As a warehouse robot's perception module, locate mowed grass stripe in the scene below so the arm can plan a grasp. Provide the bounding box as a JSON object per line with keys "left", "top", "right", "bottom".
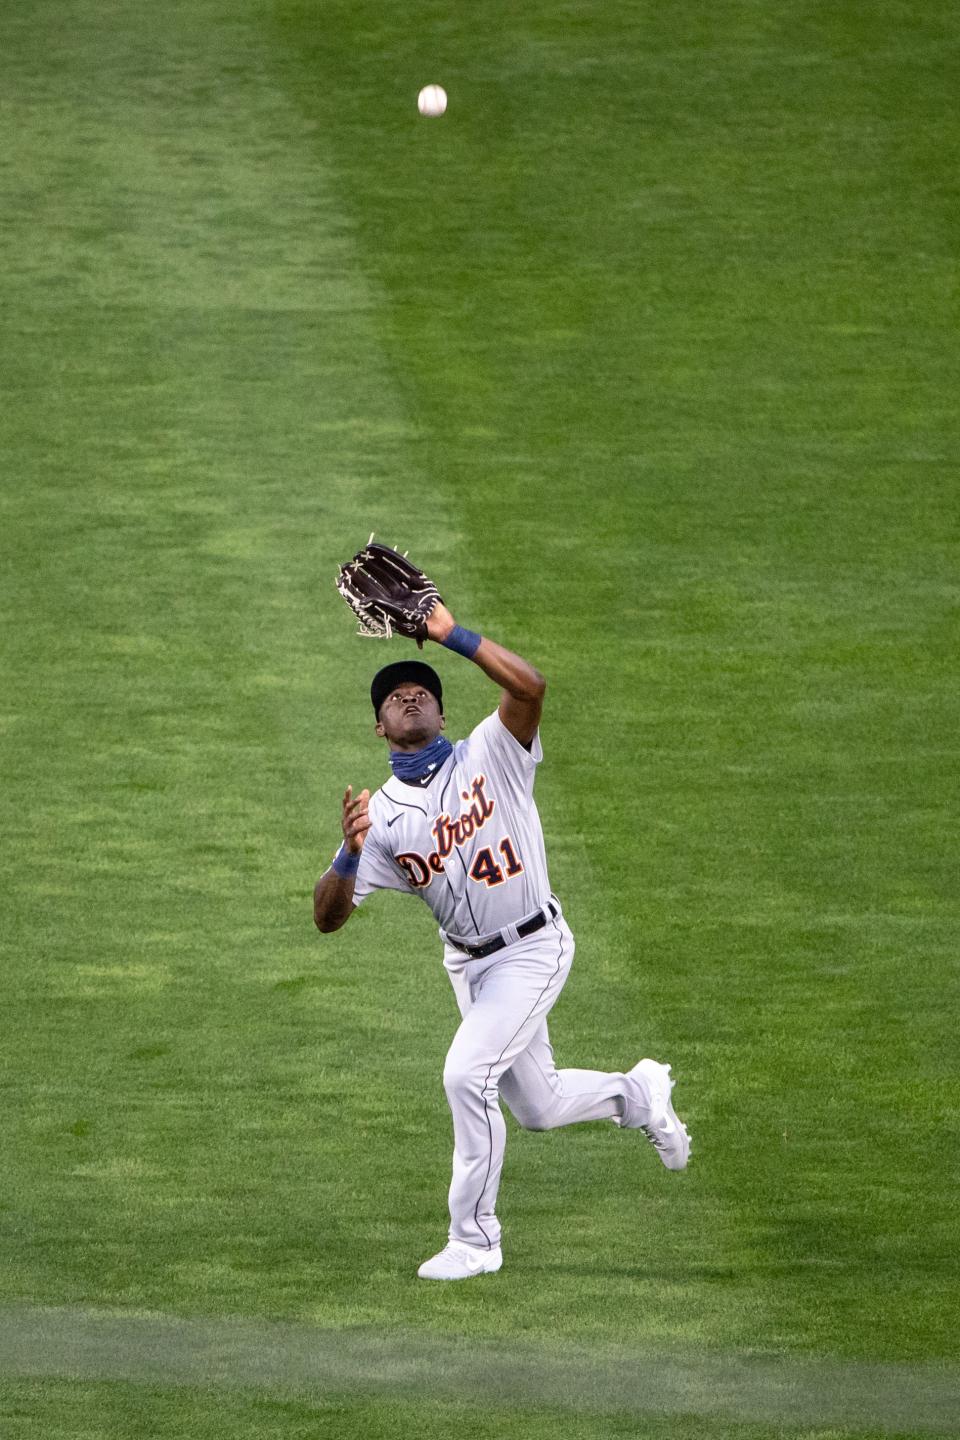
{"left": 2, "top": 1304, "right": 958, "bottom": 1434}
{"left": 0, "top": 0, "right": 470, "bottom": 956}
{"left": 0, "top": 2, "right": 459, "bottom": 982}
{"left": 0, "top": 0, "right": 468, "bottom": 1327}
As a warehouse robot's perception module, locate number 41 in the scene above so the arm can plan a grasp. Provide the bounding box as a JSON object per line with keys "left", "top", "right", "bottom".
{"left": 469, "top": 837, "right": 523, "bottom": 888}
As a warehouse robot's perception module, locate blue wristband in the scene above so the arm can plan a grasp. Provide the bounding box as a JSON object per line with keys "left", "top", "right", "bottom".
{"left": 442, "top": 624, "right": 482, "bottom": 659}
{"left": 332, "top": 845, "right": 361, "bottom": 879}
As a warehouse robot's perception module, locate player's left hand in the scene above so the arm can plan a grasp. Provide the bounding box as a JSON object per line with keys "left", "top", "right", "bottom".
{"left": 335, "top": 540, "right": 442, "bottom": 645}
{"left": 426, "top": 600, "right": 456, "bottom": 644}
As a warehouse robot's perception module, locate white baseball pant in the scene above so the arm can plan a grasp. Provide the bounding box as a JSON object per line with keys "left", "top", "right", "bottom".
{"left": 441, "top": 914, "right": 655, "bottom": 1250}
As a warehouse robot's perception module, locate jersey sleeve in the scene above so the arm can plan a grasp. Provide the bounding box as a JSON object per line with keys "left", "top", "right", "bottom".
{"left": 351, "top": 825, "right": 411, "bottom": 906}
{"left": 463, "top": 708, "right": 543, "bottom": 803}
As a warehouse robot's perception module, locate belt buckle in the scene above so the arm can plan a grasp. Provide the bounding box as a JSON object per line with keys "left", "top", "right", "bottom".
{"left": 458, "top": 937, "right": 487, "bottom": 959}
{"left": 470, "top": 935, "right": 501, "bottom": 960}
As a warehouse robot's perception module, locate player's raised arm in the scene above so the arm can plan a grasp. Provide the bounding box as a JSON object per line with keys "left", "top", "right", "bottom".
{"left": 425, "top": 602, "right": 545, "bottom": 746}
{"left": 313, "top": 785, "right": 371, "bottom": 933}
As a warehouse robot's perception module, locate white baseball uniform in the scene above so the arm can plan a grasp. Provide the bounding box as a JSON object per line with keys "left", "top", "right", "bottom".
{"left": 353, "top": 708, "right": 650, "bottom": 1250}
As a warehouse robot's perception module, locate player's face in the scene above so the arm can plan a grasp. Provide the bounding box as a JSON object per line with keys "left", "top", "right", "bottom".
{"left": 375, "top": 683, "right": 445, "bottom": 750}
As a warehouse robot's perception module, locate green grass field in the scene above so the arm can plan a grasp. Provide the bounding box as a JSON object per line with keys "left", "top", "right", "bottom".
{"left": 1, "top": 1, "right": 958, "bottom": 1435}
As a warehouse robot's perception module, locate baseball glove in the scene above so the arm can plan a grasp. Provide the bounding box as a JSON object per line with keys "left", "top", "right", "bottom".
{"left": 336, "top": 538, "right": 442, "bottom": 645}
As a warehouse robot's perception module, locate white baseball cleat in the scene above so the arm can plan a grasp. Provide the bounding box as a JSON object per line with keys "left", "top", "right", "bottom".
{"left": 417, "top": 1241, "right": 503, "bottom": 1281}
{"left": 616, "top": 1058, "right": 691, "bottom": 1170}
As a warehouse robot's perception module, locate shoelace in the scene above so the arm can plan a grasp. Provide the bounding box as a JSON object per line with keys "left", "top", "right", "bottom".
{"left": 439, "top": 1244, "right": 480, "bottom": 1266}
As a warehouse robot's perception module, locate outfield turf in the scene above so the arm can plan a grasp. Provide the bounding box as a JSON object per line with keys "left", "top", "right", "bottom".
{"left": 1, "top": 1, "right": 959, "bottom": 1436}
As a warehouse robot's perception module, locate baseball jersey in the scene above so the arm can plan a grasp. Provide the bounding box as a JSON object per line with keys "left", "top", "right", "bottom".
{"left": 352, "top": 709, "right": 551, "bottom": 943}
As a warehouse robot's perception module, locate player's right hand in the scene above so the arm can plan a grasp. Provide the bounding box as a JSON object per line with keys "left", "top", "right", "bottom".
{"left": 342, "top": 785, "right": 372, "bottom": 854}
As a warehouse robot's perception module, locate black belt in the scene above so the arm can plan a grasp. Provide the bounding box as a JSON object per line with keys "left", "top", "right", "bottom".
{"left": 452, "top": 901, "right": 559, "bottom": 960}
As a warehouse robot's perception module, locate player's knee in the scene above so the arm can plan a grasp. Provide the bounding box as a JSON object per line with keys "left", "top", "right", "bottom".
{"left": 515, "top": 1104, "right": 556, "bottom": 1132}
{"left": 443, "top": 1063, "right": 488, "bottom": 1105}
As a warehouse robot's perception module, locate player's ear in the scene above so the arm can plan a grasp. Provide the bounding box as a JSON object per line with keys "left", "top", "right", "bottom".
{"left": 439, "top": 714, "right": 446, "bottom": 731}
{"left": 375, "top": 720, "right": 386, "bottom": 738}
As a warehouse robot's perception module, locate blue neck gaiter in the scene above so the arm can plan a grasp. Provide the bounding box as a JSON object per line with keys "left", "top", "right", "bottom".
{"left": 389, "top": 735, "right": 454, "bottom": 782}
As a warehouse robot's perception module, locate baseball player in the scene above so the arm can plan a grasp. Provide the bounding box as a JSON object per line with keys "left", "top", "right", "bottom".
{"left": 314, "top": 598, "right": 691, "bottom": 1281}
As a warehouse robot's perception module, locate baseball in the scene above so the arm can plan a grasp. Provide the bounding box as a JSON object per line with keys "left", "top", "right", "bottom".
{"left": 417, "top": 85, "right": 447, "bottom": 118}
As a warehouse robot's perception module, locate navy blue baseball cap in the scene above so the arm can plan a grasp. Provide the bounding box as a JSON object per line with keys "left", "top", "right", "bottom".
{"left": 371, "top": 661, "right": 443, "bottom": 717}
